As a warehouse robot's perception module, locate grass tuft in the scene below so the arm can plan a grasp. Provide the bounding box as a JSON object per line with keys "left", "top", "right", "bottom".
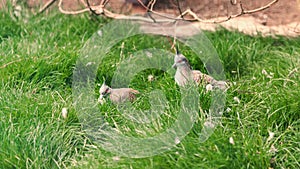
{"left": 0, "top": 9, "right": 299, "bottom": 169}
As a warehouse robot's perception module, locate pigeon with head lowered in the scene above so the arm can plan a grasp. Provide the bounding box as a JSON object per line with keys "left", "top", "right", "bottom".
{"left": 98, "top": 82, "right": 140, "bottom": 104}
{"left": 172, "top": 50, "right": 228, "bottom": 90}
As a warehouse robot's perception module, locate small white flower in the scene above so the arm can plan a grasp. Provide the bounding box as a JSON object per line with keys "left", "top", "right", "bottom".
{"left": 97, "top": 30, "right": 103, "bottom": 37}
{"left": 148, "top": 75, "right": 155, "bottom": 82}
{"left": 62, "top": 108, "right": 68, "bottom": 119}
{"left": 226, "top": 107, "right": 232, "bottom": 113}
{"left": 145, "top": 51, "right": 153, "bottom": 58}
{"left": 174, "top": 137, "right": 180, "bottom": 144}
{"left": 267, "top": 130, "right": 275, "bottom": 142}
{"left": 229, "top": 137, "right": 235, "bottom": 145}
{"left": 233, "top": 96, "right": 240, "bottom": 104}
{"left": 112, "top": 156, "right": 120, "bottom": 161}
{"left": 206, "top": 84, "right": 213, "bottom": 92}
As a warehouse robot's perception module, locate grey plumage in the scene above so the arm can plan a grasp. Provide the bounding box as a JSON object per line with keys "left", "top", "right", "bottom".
{"left": 172, "top": 52, "right": 194, "bottom": 86}
{"left": 98, "top": 83, "right": 140, "bottom": 104}
{"left": 173, "top": 51, "right": 228, "bottom": 90}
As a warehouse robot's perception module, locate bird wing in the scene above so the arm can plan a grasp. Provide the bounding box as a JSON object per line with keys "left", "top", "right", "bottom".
{"left": 129, "top": 89, "right": 140, "bottom": 94}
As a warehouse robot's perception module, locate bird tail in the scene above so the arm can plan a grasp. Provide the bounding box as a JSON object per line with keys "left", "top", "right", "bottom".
{"left": 130, "top": 89, "right": 140, "bottom": 94}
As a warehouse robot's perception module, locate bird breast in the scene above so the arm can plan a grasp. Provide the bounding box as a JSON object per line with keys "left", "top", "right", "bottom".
{"left": 175, "top": 66, "right": 193, "bottom": 86}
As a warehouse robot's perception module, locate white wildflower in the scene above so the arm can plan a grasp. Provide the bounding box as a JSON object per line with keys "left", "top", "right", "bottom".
{"left": 226, "top": 107, "right": 232, "bottom": 113}
{"left": 174, "top": 137, "right": 180, "bottom": 144}
{"left": 145, "top": 51, "right": 153, "bottom": 58}
{"left": 267, "top": 130, "right": 275, "bottom": 142}
{"left": 97, "top": 30, "right": 102, "bottom": 37}
{"left": 229, "top": 137, "right": 235, "bottom": 145}
{"left": 148, "top": 74, "right": 155, "bottom": 82}
{"left": 62, "top": 107, "right": 68, "bottom": 119}
{"left": 233, "top": 96, "right": 240, "bottom": 104}
{"left": 112, "top": 156, "right": 120, "bottom": 161}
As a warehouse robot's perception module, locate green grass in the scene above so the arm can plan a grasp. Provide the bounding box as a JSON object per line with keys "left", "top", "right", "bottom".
{"left": 0, "top": 8, "right": 299, "bottom": 169}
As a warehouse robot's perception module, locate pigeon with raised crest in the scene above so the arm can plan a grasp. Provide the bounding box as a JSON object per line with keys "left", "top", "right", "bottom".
{"left": 172, "top": 50, "right": 228, "bottom": 90}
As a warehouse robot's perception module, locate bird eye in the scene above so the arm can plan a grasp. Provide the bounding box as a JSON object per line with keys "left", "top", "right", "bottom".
{"left": 178, "top": 58, "right": 187, "bottom": 63}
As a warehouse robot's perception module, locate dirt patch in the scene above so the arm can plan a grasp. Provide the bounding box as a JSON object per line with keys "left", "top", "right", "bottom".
{"left": 151, "top": 0, "right": 300, "bottom": 26}
{"left": 136, "top": 0, "right": 300, "bottom": 37}
{"left": 1, "top": 0, "right": 300, "bottom": 37}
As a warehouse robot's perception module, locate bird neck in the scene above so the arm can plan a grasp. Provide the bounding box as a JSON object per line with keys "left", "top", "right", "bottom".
{"left": 177, "top": 63, "right": 192, "bottom": 70}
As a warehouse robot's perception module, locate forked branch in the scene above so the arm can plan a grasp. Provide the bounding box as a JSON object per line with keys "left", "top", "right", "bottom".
{"left": 39, "top": 0, "right": 279, "bottom": 23}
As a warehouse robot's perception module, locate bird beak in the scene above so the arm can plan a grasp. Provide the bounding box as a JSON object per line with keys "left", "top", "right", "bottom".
{"left": 172, "top": 63, "right": 177, "bottom": 69}
{"left": 99, "top": 94, "right": 104, "bottom": 100}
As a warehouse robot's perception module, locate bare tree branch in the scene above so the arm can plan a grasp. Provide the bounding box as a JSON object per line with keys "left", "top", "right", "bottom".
{"left": 86, "top": 0, "right": 100, "bottom": 16}
{"left": 58, "top": 0, "right": 89, "bottom": 14}
{"left": 38, "top": 0, "right": 57, "bottom": 13}
{"left": 147, "top": 0, "right": 156, "bottom": 11}
{"left": 38, "top": 0, "right": 279, "bottom": 24}
{"left": 175, "top": 0, "right": 183, "bottom": 19}
{"left": 179, "top": 0, "right": 279, "bottom": 23}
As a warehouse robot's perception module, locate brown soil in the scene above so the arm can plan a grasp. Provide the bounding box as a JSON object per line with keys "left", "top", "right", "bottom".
{"left": 152, "top": 0, "right": 300, "bottom": 26}
{"left": 1, "top": 0, "right": 300, "bottom": 37}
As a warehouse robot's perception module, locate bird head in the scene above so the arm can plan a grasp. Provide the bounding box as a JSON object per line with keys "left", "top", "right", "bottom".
{"left": 99, "top": 82, "right": 111, "bottom": 99}
{"left": 172, "top": 50, "right": 191, "bottom": 69}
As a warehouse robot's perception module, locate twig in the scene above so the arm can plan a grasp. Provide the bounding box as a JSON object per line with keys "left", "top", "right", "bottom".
{"left": 42, "top": 0, "right": 278, "bottom": 24}
{"left": 147, "top": 0, "right": 156, "bottom": 11}
{"left": 147, "top": 11, "right": 156, "bottom": 22}
{"left": 175, "top": 0, "right": 183, "bottom": 19}
{"left": 178, "top": 0, "right": 279, "bottom": 23}
{"left": 136, "top": 0, "right": 149, "bottom": 10}
{"left": 58, "top": 0, "right": 90, "bottom": 14}
{"left": 86, "top": 0, "right": 100, "bottom": 15}
{"left": 38, "top": 0, "right": 57, "bottom": 13}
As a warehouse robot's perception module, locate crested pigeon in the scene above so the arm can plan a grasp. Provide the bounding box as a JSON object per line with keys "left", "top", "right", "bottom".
{"left": 172, "top": 50, "right": 228, "bottom": 90}
{"left": 98, "top": 83, "right": 140, "bottom": 104}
